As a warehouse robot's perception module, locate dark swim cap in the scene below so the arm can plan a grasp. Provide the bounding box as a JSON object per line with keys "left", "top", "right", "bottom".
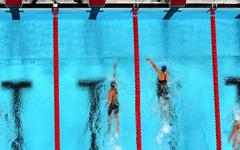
{"left": 111, "top": 81, "right": 117, "bottom": 88}
{"left": 161, "top": 65, "right": 167, "bottom": 72}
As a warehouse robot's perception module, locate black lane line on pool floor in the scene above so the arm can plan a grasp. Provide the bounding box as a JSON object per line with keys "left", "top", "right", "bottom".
{"left": 2, "top": 81, "right": 32, "bottom": 150}
{"left": 225, "top": 76, "right": 240, "bottom": 104}
{"left": 78, "top": 79, "right": 105, "bottom": 150}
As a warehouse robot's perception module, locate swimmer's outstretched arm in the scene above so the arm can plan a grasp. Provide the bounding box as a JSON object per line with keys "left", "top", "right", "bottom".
{"left": 228, "top": 124, "right": 238, "bottom": 142}
{"left": 113, "top": 63, "right": 117, "bottom": 79}
{"left": 146, "top": 58, "right": 161, "bottom": 74}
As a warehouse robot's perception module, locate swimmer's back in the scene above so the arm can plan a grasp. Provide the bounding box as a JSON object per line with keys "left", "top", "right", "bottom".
{"left": 158, "top": 71, "right": 169, "bottom": 81}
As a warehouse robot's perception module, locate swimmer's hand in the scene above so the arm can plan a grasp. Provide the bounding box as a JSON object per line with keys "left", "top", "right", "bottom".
{"left": 146, "top": 58, "right": 152, "bottom": 62}
{"left": 228, "top": 137, "right": 231, "bottom": 142}
{"left": 228, "top": 134, "right": 234, "bottom": 142}
{"left": 114, "top": 63, "right": 117, "bottom": 70}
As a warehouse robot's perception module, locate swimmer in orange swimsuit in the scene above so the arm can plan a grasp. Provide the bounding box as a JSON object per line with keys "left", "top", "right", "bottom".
{"left": 106, "top": 64, "right": 120, "bottom": 138}
{"left": 229, "top": 119, "right": 240, "bottom": 150}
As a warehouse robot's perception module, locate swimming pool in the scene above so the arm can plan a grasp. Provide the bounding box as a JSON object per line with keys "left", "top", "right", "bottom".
{"left": 0, "top": 9, "right": 239, "bottom": 150}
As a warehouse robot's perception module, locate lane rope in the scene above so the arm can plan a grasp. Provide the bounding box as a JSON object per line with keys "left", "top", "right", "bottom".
{"left": 210, "top": 7, "right": 222, "bottom": 150}
{"left": 132, "top": 7, "right": 142, "bottom": 150}
{"left": 53, "top": 2, "right": 60, "bottom": 150}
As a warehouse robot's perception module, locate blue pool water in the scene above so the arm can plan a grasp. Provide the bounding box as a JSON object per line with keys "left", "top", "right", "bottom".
{"left": 0, "top": 9, "right": 239, "bottom": 150}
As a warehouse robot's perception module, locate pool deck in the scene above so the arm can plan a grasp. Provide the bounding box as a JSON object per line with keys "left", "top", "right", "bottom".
{"left": 0, "top": 0, "right": 240, "bottom": 5}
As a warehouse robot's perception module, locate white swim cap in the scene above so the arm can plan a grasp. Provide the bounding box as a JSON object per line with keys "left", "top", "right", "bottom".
{"left": 233, "top": 107, "right": 240, "bottom": 122}
{"left": 235, "top": 115, "right": 240, "bottom": 122}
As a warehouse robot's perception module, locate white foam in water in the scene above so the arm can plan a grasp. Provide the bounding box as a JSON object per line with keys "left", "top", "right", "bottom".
{"left": 107, "top": 135, "right": 118, "bottom": 145}
{"left": 233, "top": 107, "right": 240, "bottom": 121}
{"left": 162, "top": 124, "right": 171, "bottom": 134}
{"left": 156, "top": 132, "right": 164, "bottom": 144}
{"left": 108, "top": 137, "right": 115, "bottom": 145}
{"left": 156, "top": 123, "right": 171, "bottom": 145}
{"left": 114, "top": 145, "right": 122, "bottom": 150}
{"left": 106, "top": 135, "right": 122, "bottom": 150}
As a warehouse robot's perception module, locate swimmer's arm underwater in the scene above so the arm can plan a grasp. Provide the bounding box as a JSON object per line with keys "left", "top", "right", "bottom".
{"left": 146, "top": 58, "right": 162, "bottom": 75}
{"left": 113, "top": 63, "right": 117, "bottom": 79}
{"left": 228, "top": 124, "right": 238, "bottom": 142}
{"left": 165, "top": 72, "right": 169, "bottom": 81}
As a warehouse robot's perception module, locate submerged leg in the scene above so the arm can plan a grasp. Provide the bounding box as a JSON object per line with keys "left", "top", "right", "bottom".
{"left": 115, "top": 113, "right": 120, "bottom": 138}
{"left": 108, "top": 115, "right": 112, "bottom": 133}
{"left": 233, "top": 136, "right": 240, "bottom": 150}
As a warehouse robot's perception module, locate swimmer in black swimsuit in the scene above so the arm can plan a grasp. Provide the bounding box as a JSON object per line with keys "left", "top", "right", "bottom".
{"left": 156, "top": 65, "right": 169, "bottom": 100}
{"left": 147, "top": 58, "right": 169, "bottom": 117}
{"left": 106, "top": 64, "right": 120, "bottom": 138}
{"left": 147, "top": 58, "right": 178, "bottom": 150}
{"left": 147, "top": 58, "right": 169, "bottom": 100}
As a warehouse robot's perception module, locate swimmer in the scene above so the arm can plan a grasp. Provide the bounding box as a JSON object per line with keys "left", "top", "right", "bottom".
{"left": 106, "top": 64, "right": 120, "bottom": 138}
{"left": 229, "top": 115, "right": 240, "bottom": 150}
{"left": 146, "top": 58, "right": 169, "bottom": 100}
{"left": 146, "top": 58, "right": 169, "bottom": 118}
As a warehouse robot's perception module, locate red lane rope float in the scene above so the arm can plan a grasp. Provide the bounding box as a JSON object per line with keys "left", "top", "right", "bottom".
{"left": 210, "top": 8, "right": 222, "bottom": 150}
{"left": 132, "top": 8, "right": 142, "bottom": 150}
{"left": 53, "top": 4, "right": 60, "bottom": 150}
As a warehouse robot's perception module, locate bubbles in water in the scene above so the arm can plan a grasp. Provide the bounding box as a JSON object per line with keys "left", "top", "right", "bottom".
{"left": 114, "top": 145, "right": 122, "bottom": 150}
{"left": 108, "top": 137, "right": 115, "bottom": 145}
{"left": 156, "top": 132, "right": 164, "bottom": 144}
{"left": 106, "top": 136, "right": 122, "bottom": 150}
{"left": 156, "top": 123, "right": 171, "bottom": 145}
{"left": 233, "top": 106, "right": 240, "bottom": 121}
{"left": 162, "top": 124, "right": 171, "bottom": 134}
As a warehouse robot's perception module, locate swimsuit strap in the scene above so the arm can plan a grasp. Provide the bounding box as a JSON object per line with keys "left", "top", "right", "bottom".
{"left": 157, "top": 73, "right": 167, "bottom": 82}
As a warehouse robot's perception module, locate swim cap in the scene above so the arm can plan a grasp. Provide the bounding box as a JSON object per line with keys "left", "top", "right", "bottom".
{"left": 233, "top": 107, "right": 240, "bottom": 122}
{"left": 111, "top": 81, "right": 117, "bottom": 88}
{"left": 236, "top": 115, "right": 240, "bottom": 122}
{"left": 161, "top": 65, "right": 167, "bottom": 72}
